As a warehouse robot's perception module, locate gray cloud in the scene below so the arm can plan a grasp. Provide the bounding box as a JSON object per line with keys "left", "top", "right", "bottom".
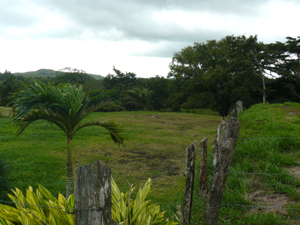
{"left": 0, "top": 1, "right": 39, "bottom": 28}
{"left": 1, "top": 0, "right": 299, "bottom": 58}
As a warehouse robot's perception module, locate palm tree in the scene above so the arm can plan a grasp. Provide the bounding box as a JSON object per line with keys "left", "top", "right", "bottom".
{"left": 11, "top": 81, "right": 124, "bottom": 198}
{"left": 122, "top": 88, "right": 153, "bottom": 111}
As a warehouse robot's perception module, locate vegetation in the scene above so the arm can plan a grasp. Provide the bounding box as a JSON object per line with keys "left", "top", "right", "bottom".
{"left": 0, "top": 184, "right": 74, "bottom": 225}
{"left": 12, "top": 69, "right": 103, "bottom": 80}
{"left": 10, "top": 82, "right": 124, "bottom": 198}
{"left": 2, "top": 35, "right": 300, "bottom": 115}
{"left": 0, "top": 157, "right": 11, "bottom": 201}
{"left": 1, "top": 103, "right": 300, "bottom": 223}
{"left": 1, "top": 33, "right": 300, "bottom": 224}
{"left": 0, "top": 107, "right": 10, "bottom": 118}
{"left": 111, "top": 177, "right": 178, "bottom": 224}
{"left": 188, "top": 102, "right": 300, "bottom": 224}
{"left": 0, "top": 108, "right": 220, "bottom": 203}
{"left": 0, "top": 179, "right": 178, "bottom": 225}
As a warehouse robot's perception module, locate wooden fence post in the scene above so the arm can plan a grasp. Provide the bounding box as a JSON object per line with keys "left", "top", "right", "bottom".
{"left": 74, "top": 160, "right": 117, "bottom": 225}
{"left": 212, "top": 125, "right": 220, "bottom": 166}
{"left": 198, "top": 138, "right": 208, "bottom": 198}
{"left": 182, "top": 141, "right": 196, "bottom": 225}
{"left": 230, "top": 100, "right": 243, "bottom": 118}
{"left": 204, "top": 101, "right": 242, "bottom": 225}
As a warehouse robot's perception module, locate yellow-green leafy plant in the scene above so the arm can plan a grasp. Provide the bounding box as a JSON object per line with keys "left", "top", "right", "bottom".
{"left": 0, "top": 178, "right": 178, "bottom": 225}
{"left": 111, "top": 177, "right": 178, "bottom": 225}
{"left": 0, "top": 184, "right": 74, "bottom": 225}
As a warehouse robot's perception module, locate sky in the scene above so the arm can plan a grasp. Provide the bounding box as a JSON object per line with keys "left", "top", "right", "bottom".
{"left": 0, "top": 0, "right": 299, "bottom": 78}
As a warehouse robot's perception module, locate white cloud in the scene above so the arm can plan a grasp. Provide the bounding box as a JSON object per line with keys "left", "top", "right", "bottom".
{"left": 0, "top": 0, "right": 299, "bottom": 77}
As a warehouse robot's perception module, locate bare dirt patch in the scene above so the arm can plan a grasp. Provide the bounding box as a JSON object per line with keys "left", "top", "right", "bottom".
{"left": 287, "top": 166, "right": 300, "bottom": 180}
{"left": 248, "top": 191, "right": 296, "bottom": 214}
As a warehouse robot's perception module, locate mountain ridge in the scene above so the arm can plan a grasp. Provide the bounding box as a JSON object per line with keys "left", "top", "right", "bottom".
{"left": 12, "top": 69, "right": 104, "bottom": 80}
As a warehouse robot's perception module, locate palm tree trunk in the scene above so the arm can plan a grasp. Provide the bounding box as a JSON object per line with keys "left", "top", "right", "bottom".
{"left": 66, "top": 136, "right": 73, "bottom": 199}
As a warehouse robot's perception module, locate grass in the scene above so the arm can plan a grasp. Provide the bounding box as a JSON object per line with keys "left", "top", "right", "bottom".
{"left": 2, "top": 103, "right": 300, "bottom": 224}
{"left": 0, "top": 107, "right": 10, "bottom": 118}
{"left": 195, "top": 102, "right": 300, "bottom": 224}
{"left": 0, "top": 109, "right": 220, "bottom": 208}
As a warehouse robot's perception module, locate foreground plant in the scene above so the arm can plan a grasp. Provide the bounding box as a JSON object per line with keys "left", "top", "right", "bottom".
{"left": 111, "top": 177, "right": 178, "bottom": 225}
{"left": 0, "top": 178, "right": 178, "bottom": 225}
{"left": 11, "top": 82, "right": 124, "bottom": 198}
{"left": 0, "top": 184, "right": 74, "bottom": 225}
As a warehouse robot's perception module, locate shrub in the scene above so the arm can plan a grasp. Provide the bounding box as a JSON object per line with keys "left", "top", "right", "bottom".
{"left": 0, "top": 178, "right": 178, "bottom": 225}
{"left": 0, "top": 184, "right": 74, "bottom": 225}
{"left": 111, "top": 177, "right": 178, "bottom": 225}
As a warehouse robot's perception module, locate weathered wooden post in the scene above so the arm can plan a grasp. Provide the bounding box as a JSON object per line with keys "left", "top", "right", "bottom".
{"left": 198, "top": 137, "right": 208, "bottom": 198}
{"left": 182, "top": 141, "right": 196, "bottom": 225}
{"left": 212, "top": 124, "right": 220, "bottom": 166}
{"left": 204, "top": 101, "right": 242, "bottom": 225}
{"left": 74, "top": 161, "right": 118, "bottom": 225}
{"left": 230, "top": 100, "right": 243, "bottom": 118}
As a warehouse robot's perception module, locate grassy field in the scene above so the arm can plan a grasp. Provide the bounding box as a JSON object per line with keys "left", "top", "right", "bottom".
{"left": 0, "top": 108, "right": 220, "bottom": 212}
{"left": 1, "top": 103, "right": 300, "bottom": 224}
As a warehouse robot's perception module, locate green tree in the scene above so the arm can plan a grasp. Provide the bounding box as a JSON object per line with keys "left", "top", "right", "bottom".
{"left": 11, "top": 82, "right": 124, "bottom": 198}
{"left": 122, "top": 88, "right": 153, "bottom": 111}
{"left": 0, "top": 70, "right": 14, "bottom": 81}
{"left": 53, "top": 67, "right": 95, "bottom": 85}
{"left": 146, "top": 76, "right": 170, "bottom": 111}
{"left": 0, "top": 73, "right": 20, "bottom": 106}
{"left": 265, "top": 36, "right": 300, "bottom": 100}
{"left": 103, "top": 67, "right": 137, "bottom": 94}
{"left": 168, "top": 35, "right": 262, "bottom": 115}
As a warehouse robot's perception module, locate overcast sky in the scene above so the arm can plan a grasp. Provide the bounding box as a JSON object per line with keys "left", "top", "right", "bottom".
{"left": 0, "top": 0, "right": 299, "bottom": 78}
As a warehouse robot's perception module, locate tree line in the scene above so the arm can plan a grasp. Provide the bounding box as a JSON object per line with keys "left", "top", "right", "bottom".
{"left": 1, "top": 35, "right": 299, "bottom": 116}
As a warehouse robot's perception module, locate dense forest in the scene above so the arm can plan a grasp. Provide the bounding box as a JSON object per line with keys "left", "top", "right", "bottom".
{"left": 1, "top": 35, "right": 299, "bottom": 116}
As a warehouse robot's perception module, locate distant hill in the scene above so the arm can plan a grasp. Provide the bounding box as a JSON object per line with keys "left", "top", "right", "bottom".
{"left": 13, "top": 69, "right": 104, "bottom": 80}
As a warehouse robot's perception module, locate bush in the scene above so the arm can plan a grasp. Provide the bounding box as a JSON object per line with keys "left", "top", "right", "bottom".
{"left": 0, "top": 178, "right": 178, "bottom": 225}
{"left": 0, "top": 184, "right": 74, "bottom": 225}
{"left": 111, "top": 177, "right": 178, "bottom": 225}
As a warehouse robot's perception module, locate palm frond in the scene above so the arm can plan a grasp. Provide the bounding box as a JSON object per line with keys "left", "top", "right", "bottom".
{"left": 73, "top": 121, "right": 124, "bottom": 146}
{"left": 11, "top": 82, "right": 86, "bottom": 123}
{"left": 16, "top": 108, "right": 68, "bottom": 136}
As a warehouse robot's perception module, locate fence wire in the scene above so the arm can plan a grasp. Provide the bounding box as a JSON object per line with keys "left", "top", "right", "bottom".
{"left": 0, "top": 137, "right": 300, "bottom": 216}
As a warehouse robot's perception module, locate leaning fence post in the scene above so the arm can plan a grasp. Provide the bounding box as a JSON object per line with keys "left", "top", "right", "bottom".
{"left": 182, "top": 141, "right": 196, "bottom": 225}
{"left": 74, "top": 160, "right": 117, "bottom": 225}
{"left": 204, "top": 101, "right": 242, "bottom": 225}
{"left": 198, "top": 137, "right": 208, "bottom": 198}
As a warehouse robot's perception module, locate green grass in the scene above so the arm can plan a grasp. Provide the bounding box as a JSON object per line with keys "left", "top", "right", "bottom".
{"left": 0, "top": 107, "right": 10, "bottom": 118}
{"left": 0, "top": 110, "right": 220, "bottom": 208}
{"left": 195, "top": 102, "right": 300, "bottom": 225}
{"left": 2, "top": 103, "right": 300, "bottom": 224}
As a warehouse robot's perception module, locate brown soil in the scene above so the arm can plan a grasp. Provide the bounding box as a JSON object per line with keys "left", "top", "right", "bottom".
{"left": 248, "top": 164, "right": 300, "bottom": 215}
{"left": 247, "top": 191, "right": 296, "bottom": 215}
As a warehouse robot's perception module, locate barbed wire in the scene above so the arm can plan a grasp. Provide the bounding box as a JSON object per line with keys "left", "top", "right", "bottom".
{"left": 0, "top": 153, "right": 197, "bottom": 212}
{"left": 1, "top": 136, "right": 300, "bottom": 215}
{"left": 1, "top": 153, "right": 295, "bottom": 212}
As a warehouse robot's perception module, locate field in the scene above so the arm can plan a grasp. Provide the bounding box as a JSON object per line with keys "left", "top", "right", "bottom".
{"left": 1, "top": 103, "right": 300, "bottom": 224}
{"left": 0, "top": 108, "right": 220, "bottom": 207}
